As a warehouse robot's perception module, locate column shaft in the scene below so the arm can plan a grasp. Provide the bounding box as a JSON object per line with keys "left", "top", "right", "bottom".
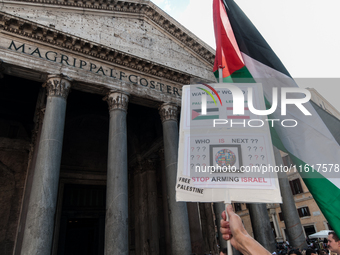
{"left": 21, "top": 75, "right": 71, "bottom": 255}
{"left": 274, "top": 147, "right": 307, "bottom": 249}
{"left": 105, "top": 92, "right": 129, "bottom": 255}
{"left": 187, "top": 202, "right": 204, "bottom": 254}
{"left": 214, "top": 203, "right": 227, "bottom": 248}
{"left": 204, "top": 203, "right": 218, "bottom": 254}
{"left": 15, "top": 88, "right": 46, "bottom": 255}
{"left": 159, "top": 103, "right": 192, "bottom": 255}
{"left": 248, "top": 203, "right": 277, "bottom": 253}
{"left": 199, "top": 203, "right": 210, "bottom": 253}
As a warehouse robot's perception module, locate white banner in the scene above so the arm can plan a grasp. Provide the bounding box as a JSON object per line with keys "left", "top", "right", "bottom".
{"left": 176, "top": 83, "right": 282, "bottom": 203}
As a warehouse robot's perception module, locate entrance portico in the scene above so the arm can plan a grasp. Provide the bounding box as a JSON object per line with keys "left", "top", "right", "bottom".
{"left": 0, "top": 1, "right": 218, "bottom": 254}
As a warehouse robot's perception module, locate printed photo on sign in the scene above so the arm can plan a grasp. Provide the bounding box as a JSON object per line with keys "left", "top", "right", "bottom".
{"left": 209, "top": 144, "right": 242, "bottom": 172}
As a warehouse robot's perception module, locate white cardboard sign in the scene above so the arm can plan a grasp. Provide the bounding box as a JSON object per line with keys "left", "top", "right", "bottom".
{"left": 176, "top": 83, "right": 282, "bottom": 204}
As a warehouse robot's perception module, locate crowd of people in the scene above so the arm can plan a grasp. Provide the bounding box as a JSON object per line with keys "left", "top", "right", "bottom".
{"left": 275, "top": 239, "right": 328, "bottom": 255}
{"left": 219, "top": 205, "right": 340, "bottom": 255}
{"left": 275, "top": 247, "right": 328, "bottom": 255}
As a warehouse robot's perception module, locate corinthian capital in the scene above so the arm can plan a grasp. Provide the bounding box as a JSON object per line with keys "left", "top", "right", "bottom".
{"left": 104, "top": 91, "right": 129, "bottom": 112}
{"left": 44, "top": 74, "right": 72, "bottom": 98}
{"left": 159, "top": 103, "right": 179, "bottom": 123}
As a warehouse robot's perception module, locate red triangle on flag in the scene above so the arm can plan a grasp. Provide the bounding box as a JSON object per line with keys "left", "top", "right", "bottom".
{"left": 192, "top": 110, "right": 201, "bottom": 120}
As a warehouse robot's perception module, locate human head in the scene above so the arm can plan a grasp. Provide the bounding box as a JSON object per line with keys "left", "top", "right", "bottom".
{"left": 219, "top": 247, "right": 228, "bottom": 255}
{"left": 288, "top": 249, "right": 302, "bottom": 255}
{"left": 306, "top": 248, "right": 317, "bottom": 255}
{"left": 318, "top": 249, "right": 327, "bottom": 255}
{"left": 328, "top": 232, "right": 340, "bottom": 253}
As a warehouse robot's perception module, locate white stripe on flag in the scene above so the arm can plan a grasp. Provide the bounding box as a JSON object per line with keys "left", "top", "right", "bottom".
{"left": 242, "top": 53, "right": 340, "bottom": 188}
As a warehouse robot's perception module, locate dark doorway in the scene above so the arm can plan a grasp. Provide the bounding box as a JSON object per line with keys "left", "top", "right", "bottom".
{"left": 63, "top": 218, "right": 99, "bottom": 255}
{"left": 57, "top": 184, "right": 106, "bottom": 255}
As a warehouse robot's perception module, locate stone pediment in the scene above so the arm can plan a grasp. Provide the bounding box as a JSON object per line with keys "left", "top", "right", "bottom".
{"left": 0, "top": 0, "right": 216, "bottom": 81}
{"left": 0, "top": 11, "right": 191, "bottom": 85}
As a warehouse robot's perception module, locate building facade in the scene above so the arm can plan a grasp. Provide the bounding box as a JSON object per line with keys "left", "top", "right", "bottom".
{"left": 0, "top": 1, "right": 221, "bottom": 254}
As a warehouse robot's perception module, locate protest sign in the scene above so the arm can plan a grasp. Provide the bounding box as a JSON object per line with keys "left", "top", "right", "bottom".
{"left": 176, "top": 83, "right": 282, "bottom": 204}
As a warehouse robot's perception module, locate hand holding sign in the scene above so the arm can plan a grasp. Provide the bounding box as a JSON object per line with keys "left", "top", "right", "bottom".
{"left": 220, "top": 205, "right": 271, "bottom": 255}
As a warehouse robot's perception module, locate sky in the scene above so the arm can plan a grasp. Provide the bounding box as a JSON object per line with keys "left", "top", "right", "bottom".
{"left": 152, "top": 0, "right": 340, "bottom": 111}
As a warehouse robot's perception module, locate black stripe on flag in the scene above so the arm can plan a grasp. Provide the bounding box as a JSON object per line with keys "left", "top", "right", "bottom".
{"left": 223, "top": 0, "right": 291, "bottom": 78}
{"left": 194, "top": 108, "right": 219, "bottom": 113}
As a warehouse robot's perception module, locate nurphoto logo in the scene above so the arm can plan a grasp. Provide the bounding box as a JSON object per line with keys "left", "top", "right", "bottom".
{"left": 197, "top": 83, "right": 312, "bottom": 128}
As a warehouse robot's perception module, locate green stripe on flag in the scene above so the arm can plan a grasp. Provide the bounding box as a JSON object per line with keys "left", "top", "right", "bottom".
{"left": 214, "top": 70, "right": 233, "bottom": 83}
{"left": 230, "top": 66, "right": 254, "bottom": 81}
{"left": 288, "top": 154, "right": 340, "bottom": 239}
{"left": 214, "top": 66, "right": 254, "bottom": 83}
{"left": 193, "top": 115, "right": 220, "bottom": 120}
{"left": 264, "top": 95, "right": 340, "bottom": 238}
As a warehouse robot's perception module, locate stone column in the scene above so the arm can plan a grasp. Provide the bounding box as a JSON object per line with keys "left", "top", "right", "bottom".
{"left": 199, "top": 203, "right": 210, "bottom": 253}
{"left": 21, "top": 74, "right": 71, "bottom": 255}
{"left": 203, "top": 203, "right": 218, "bottom": 254}
{"left": 159, "top": 103, "right": 192, "bottom": 255}
{"left": 248, "top": 203, "right": 277, "bottom": 253}
{"left": 104, "top": 91, "right": 129, "bottom": 255}
{"left": 214, "top": 203, "right": 228, "bottom": 249}
{"left": 274, "top": 147, "right": 307, "bottom": 249}
{"left": 187, "top": 202, "right": 204, "bottom": 254}
{"left": 15, "top": 88, "right": 46, "bottom": 255}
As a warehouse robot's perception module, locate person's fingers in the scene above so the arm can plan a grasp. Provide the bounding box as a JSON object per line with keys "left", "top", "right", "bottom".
{"left": 220, "top": 219, "right": 229, "bottom": 228}
{"left": 226, "top": 204, "right": 235, "bottom": 218}
{"left": 221, "top": 210, "right": 226, "bottom": 221}
{"left": 222, "top": 234, "right": 232, "bottom": 241}
{"left": 220, "top": 226, "right": 232, "bottom": 235}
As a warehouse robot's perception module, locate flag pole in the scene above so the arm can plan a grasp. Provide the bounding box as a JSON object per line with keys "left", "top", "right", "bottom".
{"left": 219, "top": 67, "right": 223, "bottom": 83}
{"left": 221, "top": 64, "right": 232, "bottom": 255}
{"left": 225, "top": 203, "right": 233, "bottom": 255}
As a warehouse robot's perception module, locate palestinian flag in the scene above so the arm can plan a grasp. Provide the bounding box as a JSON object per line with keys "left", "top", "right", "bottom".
{"left": 213, "top": 0, "right": 340, "bottom": 238}
{"left": 192, "top": 108, "right": 219, "bottom": 120}
{"left": 213, "top": 0, "right": 253, "bottom": 82}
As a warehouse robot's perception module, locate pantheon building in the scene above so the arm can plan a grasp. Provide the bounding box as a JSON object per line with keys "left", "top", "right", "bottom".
{"left": 0, "top": 0, "right": 224, "bottom": 254}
